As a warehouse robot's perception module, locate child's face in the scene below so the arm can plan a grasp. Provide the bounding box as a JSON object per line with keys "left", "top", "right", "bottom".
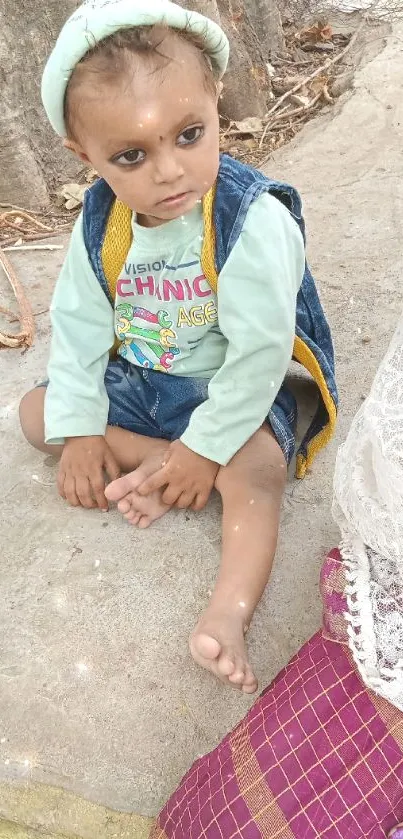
{"left": 66, "top": 35, "right": 220, "bottom": 226}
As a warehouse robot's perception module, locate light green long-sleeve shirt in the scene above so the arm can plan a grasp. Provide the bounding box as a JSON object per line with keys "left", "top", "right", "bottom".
{"left": 45, "top": 192, "right": 305, "bottom": 464}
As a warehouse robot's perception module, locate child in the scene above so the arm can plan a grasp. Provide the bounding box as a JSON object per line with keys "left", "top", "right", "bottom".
{"left": 19, "top": 0, "right": 337, "bottom": 693}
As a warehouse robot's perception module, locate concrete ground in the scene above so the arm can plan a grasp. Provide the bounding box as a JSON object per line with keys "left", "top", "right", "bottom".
{"left": 1, "top": 21, "right": 403, "bottom": 835}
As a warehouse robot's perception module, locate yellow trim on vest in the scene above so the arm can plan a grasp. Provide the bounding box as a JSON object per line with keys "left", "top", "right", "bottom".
{"left": 101, "top": 191, "right": 336, "bottom": 476}
{"left": 102, "top": 199, "right": 133, "bottom": 301}
{"left": 102, "top": 199, "right": 133, "bottom": 356}
{"left": 293, "top": 335, "right": 337, "bottom": 479}
{"left": 201, "top": 185, "right": 218, "bottom": 292}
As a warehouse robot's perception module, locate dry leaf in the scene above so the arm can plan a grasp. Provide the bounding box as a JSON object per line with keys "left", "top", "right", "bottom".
{"left": 321, "top": 24, "right": 333, "bottom": 41}
{"left": 85, "top": 168, "right": 98, "bottom": 183}
{"left": 310, "top": 74, "right": 329, "bottom": 95}
{"left": 60, "top": 183, "right": 87, "bottom": 210}
{"left": 322, "top": 84, "right": 334, "bottom": 104}
{"left": 233, "top": 117, "right": 264, "bottom": 135}
{"left": 297, "top": 22, "right": 333, "bottom": 44}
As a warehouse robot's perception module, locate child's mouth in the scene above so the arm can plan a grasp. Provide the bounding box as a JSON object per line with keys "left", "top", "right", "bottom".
{"left": 158, "top": 191, "right": 190, "bottom": 208}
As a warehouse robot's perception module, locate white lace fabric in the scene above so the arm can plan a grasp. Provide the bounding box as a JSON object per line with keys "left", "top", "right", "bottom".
{"left": 333, "top": 315, "right": 403, "bottom": 708}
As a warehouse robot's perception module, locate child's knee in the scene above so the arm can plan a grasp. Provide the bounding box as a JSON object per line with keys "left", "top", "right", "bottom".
{"left": 218, "top": 456, "right": 286, "bottom": 505}
{"left": 217, "top": 431, "right": 287, "bottom": 501}
{"left": 19, "top": 387, "right": 46, "bottom": 447}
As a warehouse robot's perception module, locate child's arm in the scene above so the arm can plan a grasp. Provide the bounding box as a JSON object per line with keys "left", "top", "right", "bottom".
{"left": 179, "top": 191, "right": 305, "bottom": 463}
{"left": 46, "top": 214, "right": 115, "bottom": 444}
{"left": 138, "top": 193, "right": 305, "bottom": 508}
{"left": 45, "top": 215, "right": 117, "bottom": 507}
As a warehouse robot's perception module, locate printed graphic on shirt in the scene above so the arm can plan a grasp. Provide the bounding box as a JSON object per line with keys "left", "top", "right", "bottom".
{"left": 115, "top": 262, "right": 218, "bottom": 373}
{"left": 116, "top": 303, "right": 180, "bottom": 372}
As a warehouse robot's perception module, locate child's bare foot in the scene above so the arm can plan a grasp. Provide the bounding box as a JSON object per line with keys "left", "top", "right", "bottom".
{"left": 189, "top": 607, "right": 258, "bottom": 694}
{"left": 105, "top": 452, "right": 170, "bottom": 528}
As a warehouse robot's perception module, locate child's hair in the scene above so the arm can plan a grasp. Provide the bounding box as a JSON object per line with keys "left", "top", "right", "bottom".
{"left": 64, "top": 24, "right": 218, "bottom": 139}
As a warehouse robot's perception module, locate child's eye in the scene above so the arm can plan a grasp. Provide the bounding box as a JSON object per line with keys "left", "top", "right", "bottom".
{"left": 178, "top": 126, "right": 204, "bottom": 146}
{"left": 112, "top": 149, "right": 145, "bottom": 166}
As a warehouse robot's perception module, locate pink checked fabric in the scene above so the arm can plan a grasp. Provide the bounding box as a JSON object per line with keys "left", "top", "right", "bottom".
{"left": 151, "top": 550, "right": 403, "bottom": 838}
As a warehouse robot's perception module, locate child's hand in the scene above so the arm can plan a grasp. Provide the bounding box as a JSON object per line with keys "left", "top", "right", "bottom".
{"left": 58, "top": 435, "right": 120, "bottom": 510}
{"left": 138, "top": 440, "right": 219, "bottom": 511}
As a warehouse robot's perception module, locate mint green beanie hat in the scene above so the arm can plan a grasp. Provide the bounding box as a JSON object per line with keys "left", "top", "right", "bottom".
{"left": 42, "top": 0, "right": 229, "bottom": 137}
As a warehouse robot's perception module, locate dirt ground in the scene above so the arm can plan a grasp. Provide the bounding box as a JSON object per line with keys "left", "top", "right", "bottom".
{"left": 0, "top": 20, "right": 402, "bottom": 834}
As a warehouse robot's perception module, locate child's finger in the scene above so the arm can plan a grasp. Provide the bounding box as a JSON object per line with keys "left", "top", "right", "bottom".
{"left": 192, "top": 492, "right": 209, "bottom": 512}
{"left": 90, "top": 476, "right": 109, "bottom": 511}
{"left": 57, "top": 467, "right": 66, "bottom": 499}
{"left": 138, "top": 469, "right": 167, "bottom": 496}
{"left": 175, "top": 490, "right": 195, "bottom": 510}
{"left": 63, "top": 474, "right": 80, "bottom": 507}
{"left": 161, "top": 483, "right": 182, "bottom": 506}
{"left": 75, "top": 475, "right": 97, "bottom": 509}
{"left": 104, "top": 450, "right": 121, "bottom": 482}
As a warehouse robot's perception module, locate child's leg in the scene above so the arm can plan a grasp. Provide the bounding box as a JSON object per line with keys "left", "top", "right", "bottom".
{"left": 190, "top": 425, "right": 286, "bottom": 693}
{"left": 19, "top": 386, "right": 170, "bottom": 527}
{"left": 19, "top": 387, "right": 64, "bottom": 457}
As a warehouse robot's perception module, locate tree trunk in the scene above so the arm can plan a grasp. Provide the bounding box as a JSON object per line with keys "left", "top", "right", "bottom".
{"left": 186, "top": 0, "right": 285, "bottom": 120}
{"left": 0, "top": 0, "right": 284, "bottom": 207}
{"left": 0, "top": 0, "right": 81, "bottom": 208}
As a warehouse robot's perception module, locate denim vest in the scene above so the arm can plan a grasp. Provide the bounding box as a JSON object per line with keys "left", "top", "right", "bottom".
{"left": 83, "top": 154, "right": 338, "bottom": 477}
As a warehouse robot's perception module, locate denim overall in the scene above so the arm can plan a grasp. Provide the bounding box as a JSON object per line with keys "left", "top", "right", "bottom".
{"left": 82, "top": 154, "right": 338, "bottom": 475}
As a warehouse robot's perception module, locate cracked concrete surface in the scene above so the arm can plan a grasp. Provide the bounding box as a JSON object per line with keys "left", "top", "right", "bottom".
{"left": 0, "top": 22, "right": 402, "bottom": 831}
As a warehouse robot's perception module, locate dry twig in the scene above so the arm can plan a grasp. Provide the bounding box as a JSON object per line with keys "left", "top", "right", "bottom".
{"left": 0, "top": 247, "right": 35, "bottom": 349}
{"left": 259, "top": 22, "right": 364, "bottom": 148}
{"left": 3, "top": 244, "right": 64, "bottom": 252}
{"left": 2, "top": 227, "right": 71, "bottom": 248}
{"left": 0, "top": 209, "right": 53, "bottom": 232}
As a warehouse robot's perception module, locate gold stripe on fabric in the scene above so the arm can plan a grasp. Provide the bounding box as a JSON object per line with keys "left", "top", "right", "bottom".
{"left": 231, "top": 721, "right": 295, "bottom": 838}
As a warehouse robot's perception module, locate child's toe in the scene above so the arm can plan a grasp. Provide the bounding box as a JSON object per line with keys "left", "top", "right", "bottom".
{"left": 191, "top": 632, "right": 221, "bottom": 663}
{"left": 228, "top": 658, "right": 246, "bottom": 685}
{"left": 242, "top": 666, "right": 258, "bottom": 694}
{"left": 118, "top": 497, "right": 132, "bottom": 515}
{"left": 217, "top": 650, "right": 236, "bottom": 678}
{"left": 105, "top": 474, "right": 133, "bottom": 501}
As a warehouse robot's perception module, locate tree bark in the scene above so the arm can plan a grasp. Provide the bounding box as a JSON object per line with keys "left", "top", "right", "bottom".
{"left": 0, "top": 0, "right": 81, "bottom": 208}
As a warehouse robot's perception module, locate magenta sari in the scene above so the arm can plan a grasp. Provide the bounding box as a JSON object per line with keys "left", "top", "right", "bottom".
{"left": 151, "top": 550, "right": 403, "bottom": 838}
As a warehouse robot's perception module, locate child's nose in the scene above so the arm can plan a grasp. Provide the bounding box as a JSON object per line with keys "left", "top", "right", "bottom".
{"left": 153, "top": 150, "right": 184, "bottom": 185}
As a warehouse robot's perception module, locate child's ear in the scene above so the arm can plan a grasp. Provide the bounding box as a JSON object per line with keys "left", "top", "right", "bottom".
{"left": 63, "top": 138, "right": 90, "bottom": 164}
{"left": 216, "top": 81, "right": 223, "bottom": 102}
